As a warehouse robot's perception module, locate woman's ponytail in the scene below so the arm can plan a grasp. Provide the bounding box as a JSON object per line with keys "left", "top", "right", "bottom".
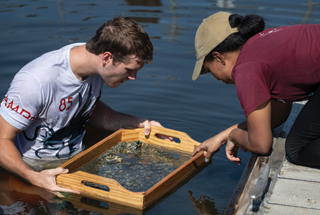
{"left": 205, "top": 13, "right": 265, "bottom": 62}
{"left": 236, "top": 14, "right": 265, "bottom": 40}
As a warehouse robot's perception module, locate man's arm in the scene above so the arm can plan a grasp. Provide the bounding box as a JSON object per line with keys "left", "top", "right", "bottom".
{"left": 0, "top": 115, "right": 78, "bottom": 193}
{"left": 87, "top": 100, "right": 141, "bottom": 131}
{"left": 87, "top": 100, "right": 171, "bottom": 138}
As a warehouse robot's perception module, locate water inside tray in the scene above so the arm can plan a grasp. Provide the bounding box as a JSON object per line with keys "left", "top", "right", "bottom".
{"left": 78, "top": 140, "right": 192, "bottom": 192}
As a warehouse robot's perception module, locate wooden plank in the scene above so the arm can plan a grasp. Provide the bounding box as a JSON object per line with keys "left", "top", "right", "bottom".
{"left": 232, "top": 156, "right": 269, "bottom": 215}
{"left": 57, "top": 171, "right": 146, "bottom": 208}
{"left": 224, "top": 153, "right": 258, "bottom": 215}
{"left": 64, "top": 193, "right": 144, "bottom": 215}
{"left": 145, "top": 151, "right": 206, "bottom": 206}
{"left": 138, "top": 125, "right": 201, "bottom": 153}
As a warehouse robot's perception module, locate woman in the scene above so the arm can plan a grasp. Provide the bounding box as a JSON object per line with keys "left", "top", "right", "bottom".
{"left": 191, "top": 11, "right": 320, "bottom": 167}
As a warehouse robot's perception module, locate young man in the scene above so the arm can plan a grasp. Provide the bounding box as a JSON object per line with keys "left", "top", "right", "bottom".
{"left": 0, "top": 16, "right": 166, "bottom": 193}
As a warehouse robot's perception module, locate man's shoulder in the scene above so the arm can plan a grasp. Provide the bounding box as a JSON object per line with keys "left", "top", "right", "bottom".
{"left": 60, "top": 42, "right": 86, "bottom": 51}
{"left": 18, "top": 43, "right": 85, "bottom": 80}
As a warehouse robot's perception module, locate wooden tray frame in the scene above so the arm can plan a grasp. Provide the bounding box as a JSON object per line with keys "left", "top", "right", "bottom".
{"left": 62, "top": 193, "right": 145, "bottom": 215}
{"left": 56, "top": 125, "right": 206, "bottom": 209}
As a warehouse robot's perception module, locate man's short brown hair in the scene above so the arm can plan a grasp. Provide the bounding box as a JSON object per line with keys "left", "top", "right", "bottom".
{"left": 86, "top": 16, "right": 153, "bottom": 64}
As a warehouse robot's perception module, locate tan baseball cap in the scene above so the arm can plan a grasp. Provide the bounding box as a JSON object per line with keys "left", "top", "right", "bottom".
{"left": 192, "top": 11, "right": 238, "bottom": 81}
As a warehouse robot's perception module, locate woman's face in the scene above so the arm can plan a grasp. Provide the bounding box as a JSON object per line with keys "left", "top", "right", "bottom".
{"left": 203, "top": 60, "right": 234, "bottom": 84}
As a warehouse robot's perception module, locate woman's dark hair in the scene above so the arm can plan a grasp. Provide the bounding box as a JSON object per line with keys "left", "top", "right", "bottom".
{"left": 204, "top": 14, "right": 265, "bottom": 62}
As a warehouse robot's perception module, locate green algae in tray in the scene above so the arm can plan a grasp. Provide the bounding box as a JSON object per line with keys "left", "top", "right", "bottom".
{"left": 78, "top": 140, "right": 192, "bottom": 192}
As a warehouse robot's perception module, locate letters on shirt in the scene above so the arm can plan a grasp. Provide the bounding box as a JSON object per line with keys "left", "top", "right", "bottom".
{"left": 2, "top": 95, "right": 35, "bottom": 121}
{"left": 259, "top": 28, "right": 282, "bottom": 37}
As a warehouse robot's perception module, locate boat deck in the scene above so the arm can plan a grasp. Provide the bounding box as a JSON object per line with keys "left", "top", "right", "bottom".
{"left": 264, "top": 159, "right": 320, "bottom": 214}
{"left": 224, "top": 101, "right": 320, "bottom": 215}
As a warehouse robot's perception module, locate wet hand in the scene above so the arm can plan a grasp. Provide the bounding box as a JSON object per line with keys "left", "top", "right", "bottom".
{"left": 9, "top": 174, "right": 64, "bottom": 203}
{"left": 31, "top": 167, "right": 80, "bottom": 194}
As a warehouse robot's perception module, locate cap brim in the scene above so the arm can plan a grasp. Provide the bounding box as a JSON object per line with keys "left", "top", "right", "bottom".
{"left": 192, "top": 58, "right": 205, "bottom": 81}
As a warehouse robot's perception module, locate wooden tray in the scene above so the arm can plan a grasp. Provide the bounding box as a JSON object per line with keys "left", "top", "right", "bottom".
{"left": 62, "top": 193, "right": 145, "bottom": 215}
{"left": 56, "top": 125, "right": 206, "bottom": 209}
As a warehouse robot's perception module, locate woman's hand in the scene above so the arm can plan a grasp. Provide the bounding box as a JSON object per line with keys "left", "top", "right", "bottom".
{"left": 225, "top": 138, "right": 242, "bottom": 165}
{"left": 192, "top": 136, "right": 222, "bottom": 162}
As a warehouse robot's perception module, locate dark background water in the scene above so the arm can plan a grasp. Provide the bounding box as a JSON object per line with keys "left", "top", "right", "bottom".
{"left": 0, "top": 0, "right": 319, "bottom": 214}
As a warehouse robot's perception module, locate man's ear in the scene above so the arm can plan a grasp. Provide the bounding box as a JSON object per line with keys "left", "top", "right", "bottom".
{"left": 102, "top": 52, "right": 113, "bottom": 66}
{"left": 212, "top": 52, "right": 226, "bottom": 65}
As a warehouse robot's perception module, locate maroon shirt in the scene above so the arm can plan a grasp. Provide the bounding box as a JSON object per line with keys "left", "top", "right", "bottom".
{"left": 232, "top": 24, "right": 320, "bottom": 117}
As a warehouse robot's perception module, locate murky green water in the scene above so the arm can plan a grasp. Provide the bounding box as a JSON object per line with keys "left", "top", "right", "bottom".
{"left": 0, "top": 0, "right": 319, "bottom": 214}
{"left": 79, "top": 141, "right": 192, "bottom": 192}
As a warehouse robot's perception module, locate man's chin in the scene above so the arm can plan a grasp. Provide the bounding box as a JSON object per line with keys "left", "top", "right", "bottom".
{"left": 106, "top": 83, "right": 120, "bottom": 88}
{"left": 105, "top": 80, "right": 124, "bottom": 88}
{"left": 112, "top": 84, "right": 120, "bottom": 88}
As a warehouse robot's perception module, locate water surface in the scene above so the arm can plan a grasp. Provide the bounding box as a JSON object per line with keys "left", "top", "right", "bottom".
{"left": 0, "top": 0, "right": 319, "bottom": 214}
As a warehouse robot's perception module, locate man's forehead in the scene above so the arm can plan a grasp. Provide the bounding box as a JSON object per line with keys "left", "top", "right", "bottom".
{"left": 125, "top": 56, "right": 144, "bottom": 65}
{"left": 128, "top": 55, "right": 143, "bottom": 63}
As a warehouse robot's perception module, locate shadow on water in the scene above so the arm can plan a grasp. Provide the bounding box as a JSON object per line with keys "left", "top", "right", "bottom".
{"left": 0, "top": 0, "right": 319, "bottom": 214}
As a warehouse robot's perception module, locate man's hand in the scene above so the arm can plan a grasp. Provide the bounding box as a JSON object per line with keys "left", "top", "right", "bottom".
{"left": 8, "top": 173, "right": 64, "bottom": 203}
{"left": 29, "top": 167, "right": 80, "bottom": 194}
{"left": 136, "top": 118, "right": 173, "bottom": 141}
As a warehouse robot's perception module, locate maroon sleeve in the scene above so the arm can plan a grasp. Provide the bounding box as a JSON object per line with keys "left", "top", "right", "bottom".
{"left": 233, "top": 61, "right": 273, "bottom": 117}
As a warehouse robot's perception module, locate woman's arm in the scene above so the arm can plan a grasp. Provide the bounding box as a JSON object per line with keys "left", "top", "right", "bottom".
{"left": 226, "top": 100, "right": 292, "bottom": 164}
{"left": 192, "top": 121, "right": 247, "bottom": 161}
